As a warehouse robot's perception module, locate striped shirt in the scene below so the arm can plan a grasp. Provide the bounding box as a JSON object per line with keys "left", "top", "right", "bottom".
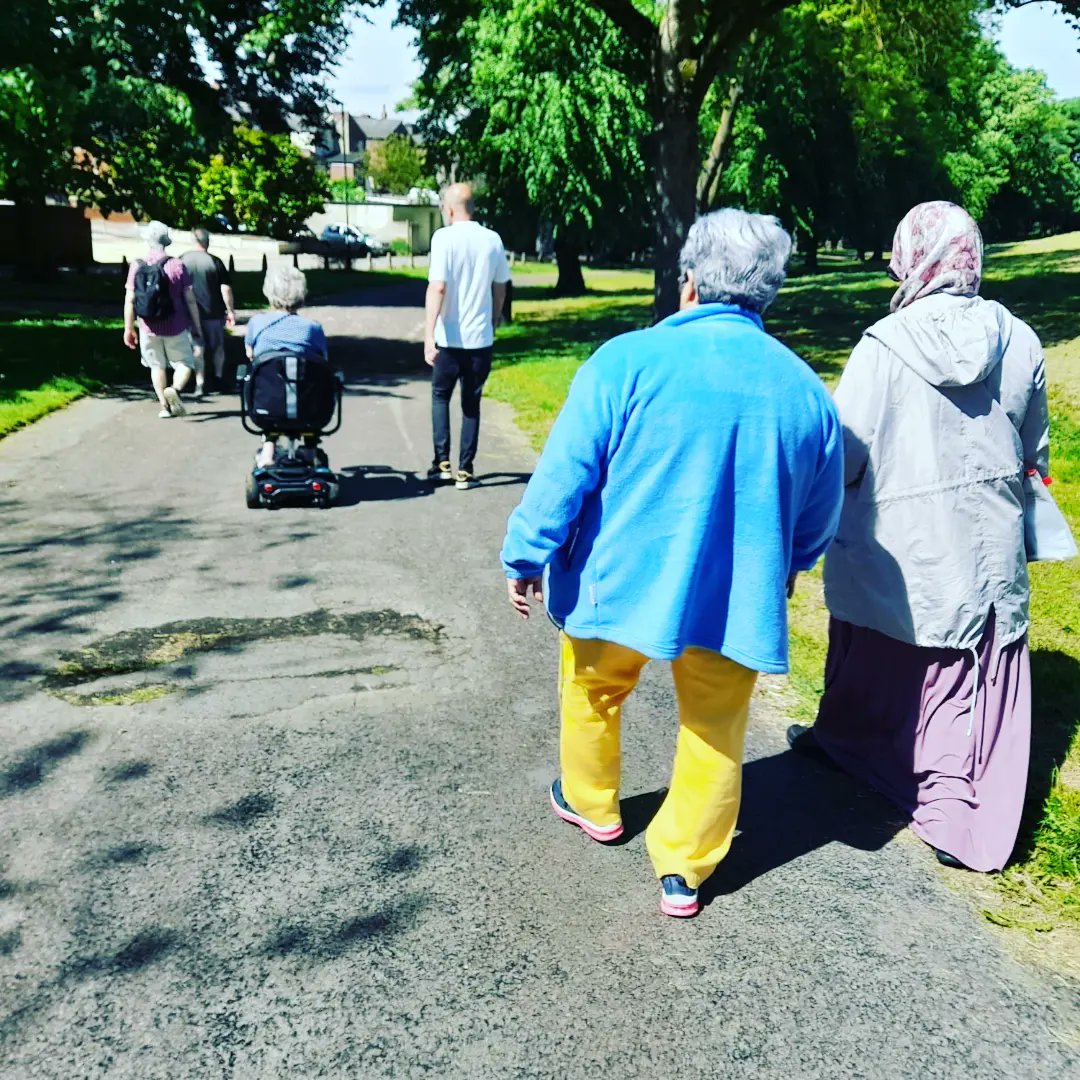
{"left": 245, "top": 312, "right": 328, "bottom": 360}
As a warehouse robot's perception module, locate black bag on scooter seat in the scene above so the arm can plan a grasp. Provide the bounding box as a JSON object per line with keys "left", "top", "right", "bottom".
{"left": 248, "top": 352, "right": 338, "bottom": 433}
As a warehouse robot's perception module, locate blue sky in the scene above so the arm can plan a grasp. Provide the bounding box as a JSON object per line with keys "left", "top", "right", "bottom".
{"left": 327, "top": 1, "right": 1080, "bottom": 117}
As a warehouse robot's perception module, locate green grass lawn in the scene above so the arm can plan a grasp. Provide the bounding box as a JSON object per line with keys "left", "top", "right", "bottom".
{"left": 487, "top": 234, "right": 1080, "bottom": 933}
{"left": 0, "top": 313, "right": 128, "bottom": 436}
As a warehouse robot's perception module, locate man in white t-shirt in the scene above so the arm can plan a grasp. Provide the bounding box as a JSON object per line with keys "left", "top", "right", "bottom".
{"left": 424, "top": 183, "right": 511, "bottom": 490}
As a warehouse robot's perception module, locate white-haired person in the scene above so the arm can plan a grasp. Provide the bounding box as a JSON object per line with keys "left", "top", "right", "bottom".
{"left": 245, "top": 264, "right": 329, "bottom": 468}
{"left": 123, "top": 221, "right": 204, "bottom": 418}
{"left": 501, "top": 209, "right": 844, "bottom": 918}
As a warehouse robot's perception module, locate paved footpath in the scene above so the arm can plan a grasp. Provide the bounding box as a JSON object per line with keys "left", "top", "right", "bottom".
{"left": 0, "top": 283, "right": 1077, "bottom": 1078}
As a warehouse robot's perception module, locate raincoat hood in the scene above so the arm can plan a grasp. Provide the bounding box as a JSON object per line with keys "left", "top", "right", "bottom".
{"left": 866, "top": 294, "right": 1013, "bottom": 389}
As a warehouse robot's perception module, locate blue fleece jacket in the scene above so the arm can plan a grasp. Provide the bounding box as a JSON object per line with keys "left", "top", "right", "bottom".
{"left": 500, "top": 304, "right": 844, "bottom": 673}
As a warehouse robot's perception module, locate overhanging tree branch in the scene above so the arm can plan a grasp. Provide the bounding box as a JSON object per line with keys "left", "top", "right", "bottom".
{"left": 692, "top": 0, "right": 796, "bottom": 106}
{"left": 592, "top": 0, "right": 657, "bottom": 51}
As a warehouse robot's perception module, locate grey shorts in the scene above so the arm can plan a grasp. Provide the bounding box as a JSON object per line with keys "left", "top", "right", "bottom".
{"left": 139, "top": 330, "right": 194, "bottom": 371}
{"left": 199, "top": 318, "right": 226, "bottom": 365}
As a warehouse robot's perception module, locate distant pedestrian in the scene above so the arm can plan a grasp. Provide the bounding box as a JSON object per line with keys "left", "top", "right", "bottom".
{"left": 123, "top": 221, "right": 203, "bottom": 418}
{"left": 501, "top": 210, "right": 844, "bottom": 917}
{"left": 788, "top": 201, "right": 1052, "bottom": 873}
{"left": 181, "top": 228, "right": 236, "bottom": 396}
{"left": 424, "top": 182, "right": 511, "bottom": 490}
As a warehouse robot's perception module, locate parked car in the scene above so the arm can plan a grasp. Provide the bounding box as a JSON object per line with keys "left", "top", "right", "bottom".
{"left": 320, "top": 223, "right": 371, "bottom": 256}
{"left": 278, "top": 227, "right": 321, "bottom": 255}
{"left": 359, "top": 232, "right": 389, "bottom": 257}
{"left": 198, "top": 213, "right": 236, "bottom": 234}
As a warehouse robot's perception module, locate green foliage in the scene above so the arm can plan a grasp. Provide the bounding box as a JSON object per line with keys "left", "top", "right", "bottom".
{"left": 0, "top": 66, "right": 79, "bottom": 200}
{"left": 365, "top": 133, "right": 430, "bottom": 195}
{"left": 945, "top": 55, "right": 1080, "bottom": 236}
{"left": 1, "top": 0, "right": 367, "bottom": 222}
{"left": 402, "top": 0, "right": 652, "bottom": 259}
{"left": 329, "top": 178, "right": 367, "bottom": 204}
{"left": 194, "top": 127, "right": 329, "bottom": 238}
{"left": 713, "top": 1, "right": 1080, "bottom": 251}
{"left": 72, "top": 75, "right": 205, "bottom": 223}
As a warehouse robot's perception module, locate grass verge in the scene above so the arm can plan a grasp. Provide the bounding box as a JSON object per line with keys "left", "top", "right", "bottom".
{"left": 0, "top": 313, "right": 127, "bottom": 436}
{"left": 487, "top": 235, "right": 1080, "bottom": 936}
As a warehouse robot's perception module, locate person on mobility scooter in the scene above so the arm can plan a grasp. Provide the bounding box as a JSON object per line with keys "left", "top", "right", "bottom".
{"left": 240, "top": 265, "right": 343, "bottom": 509}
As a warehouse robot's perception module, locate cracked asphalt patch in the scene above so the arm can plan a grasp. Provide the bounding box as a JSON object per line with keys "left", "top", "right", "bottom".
{"left": 0, "top": 285, "right": 1077, "bottom": 1077}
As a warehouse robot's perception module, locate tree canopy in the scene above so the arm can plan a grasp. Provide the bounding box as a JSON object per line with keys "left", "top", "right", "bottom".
{"left": 711, "top": 1, "right": 1080, "bottom": 256}
{"left": 194, "top": 126, "right": 328, "bottom": 237}
{"left": 2, "top": 1, "right": 368, "bottom": 220}
{"left": 403, "top": 0, "right": 1080, "bottom": 305}
{"left": 365, "top": 133, "right": 431, "bottom": 195}
{"left": 402, "top": 0, "right": 651, "bottom": 292}
{"left": 401, "top": 0, "right": 801, "bottom": 312}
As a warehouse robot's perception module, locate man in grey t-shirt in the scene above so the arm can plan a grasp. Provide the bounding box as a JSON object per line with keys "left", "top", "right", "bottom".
{"left": 181, "top": 228, "right": 236, "bottom": 396}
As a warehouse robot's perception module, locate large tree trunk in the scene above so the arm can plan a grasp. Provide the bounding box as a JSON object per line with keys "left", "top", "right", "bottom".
{"left": 554, "top": 237, "right": 586, "bottom": 296}
{"left": 652, "top": 103, "right": 699, "bottom": 319}
{"left": 651, "top": 2, "right": 701, "bottom": 320}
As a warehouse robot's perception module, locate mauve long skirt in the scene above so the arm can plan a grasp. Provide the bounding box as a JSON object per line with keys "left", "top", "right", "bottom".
{"left": 812, "top": 613, "right": 1031, "bottom": 872}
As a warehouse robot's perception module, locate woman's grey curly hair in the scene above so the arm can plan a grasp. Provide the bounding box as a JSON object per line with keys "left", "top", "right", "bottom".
{"left": 678, "top": 209, "right": 792, "bottom": 313}
{"left": 262, "top": 264, "right": 308, "bottom": 311}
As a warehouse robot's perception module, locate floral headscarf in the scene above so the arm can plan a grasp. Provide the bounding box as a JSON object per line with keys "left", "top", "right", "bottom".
{"left": 888, "top": 201, "right": 983, "bottom": 313}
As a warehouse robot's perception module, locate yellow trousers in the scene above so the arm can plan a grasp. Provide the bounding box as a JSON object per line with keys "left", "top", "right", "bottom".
{"left": 559, "top": 633, "right": 758, "bottom": 889}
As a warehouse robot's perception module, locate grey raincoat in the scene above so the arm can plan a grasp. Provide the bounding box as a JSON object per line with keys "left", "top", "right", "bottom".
{"left": 823, "top": 293, "right": 1049, "bottom": 651}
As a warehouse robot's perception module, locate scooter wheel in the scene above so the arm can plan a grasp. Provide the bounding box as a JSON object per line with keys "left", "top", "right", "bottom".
{"left": 245, "top": 473, "right": 261, "bottom": 509}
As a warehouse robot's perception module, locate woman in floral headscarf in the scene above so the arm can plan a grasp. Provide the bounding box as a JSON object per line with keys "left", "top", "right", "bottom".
{"left": 787, "top": 201, "right": 1050, "bottom": 872}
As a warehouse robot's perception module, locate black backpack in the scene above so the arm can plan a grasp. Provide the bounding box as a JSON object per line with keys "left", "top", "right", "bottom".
{"left": 133, "top": 259, "right": 175, "bottom": 320}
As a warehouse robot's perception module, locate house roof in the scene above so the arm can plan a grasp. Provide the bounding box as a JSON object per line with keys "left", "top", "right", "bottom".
{"left": 351, "top": 115, "right": 410, "bottom": 140}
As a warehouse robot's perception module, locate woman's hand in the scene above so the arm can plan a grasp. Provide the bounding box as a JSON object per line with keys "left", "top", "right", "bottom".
{"left": 507, "top": 576, "right": 544, "bottom": 619}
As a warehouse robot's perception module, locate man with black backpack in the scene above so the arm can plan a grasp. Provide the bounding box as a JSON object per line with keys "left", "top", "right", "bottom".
{"left": 123, "top": 221, "right": 204, "bottom": 418}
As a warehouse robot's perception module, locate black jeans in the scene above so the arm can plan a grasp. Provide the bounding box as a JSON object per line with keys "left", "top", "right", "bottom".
{"left": 431, "top": 346, "right": 492, "bottom": 472}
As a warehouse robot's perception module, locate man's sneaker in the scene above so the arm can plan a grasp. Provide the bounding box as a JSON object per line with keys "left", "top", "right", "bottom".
{"left": 455, "top": 470, "right": 477, "bottom": 490}
{"left": 549, "top": 778, "right": 623, "bottom": 843}
{"left": 163, "top": 387, "right": 186, "bottom": 417}
{"left": 660, "top": 875, "right": 700, "bottom": 918}
{"left": 158, "top": 407, "right": 173, "bottom": 419}
{"left": 427, "top": 461, "right": 454, "bottom": 482}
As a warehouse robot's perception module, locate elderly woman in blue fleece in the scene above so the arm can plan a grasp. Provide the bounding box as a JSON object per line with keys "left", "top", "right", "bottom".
{"left": 500, "top": 209, "right": 844, "bottom": 918}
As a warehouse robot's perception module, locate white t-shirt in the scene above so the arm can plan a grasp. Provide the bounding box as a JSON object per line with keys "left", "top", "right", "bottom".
{"left": 428, "top": 220, "right": 511, "bottom": 349}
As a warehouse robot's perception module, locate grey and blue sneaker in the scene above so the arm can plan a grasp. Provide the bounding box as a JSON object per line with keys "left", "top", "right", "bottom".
{"left": 660, "top": 875, "right": 700, "bottom": 918}
{"left": 549, "top": 778, "right": 624, "bottom": 843}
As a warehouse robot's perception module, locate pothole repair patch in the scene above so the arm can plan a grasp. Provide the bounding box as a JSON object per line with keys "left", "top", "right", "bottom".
{"left": 43, "top": 610, "right": 442, "bottom": 706}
